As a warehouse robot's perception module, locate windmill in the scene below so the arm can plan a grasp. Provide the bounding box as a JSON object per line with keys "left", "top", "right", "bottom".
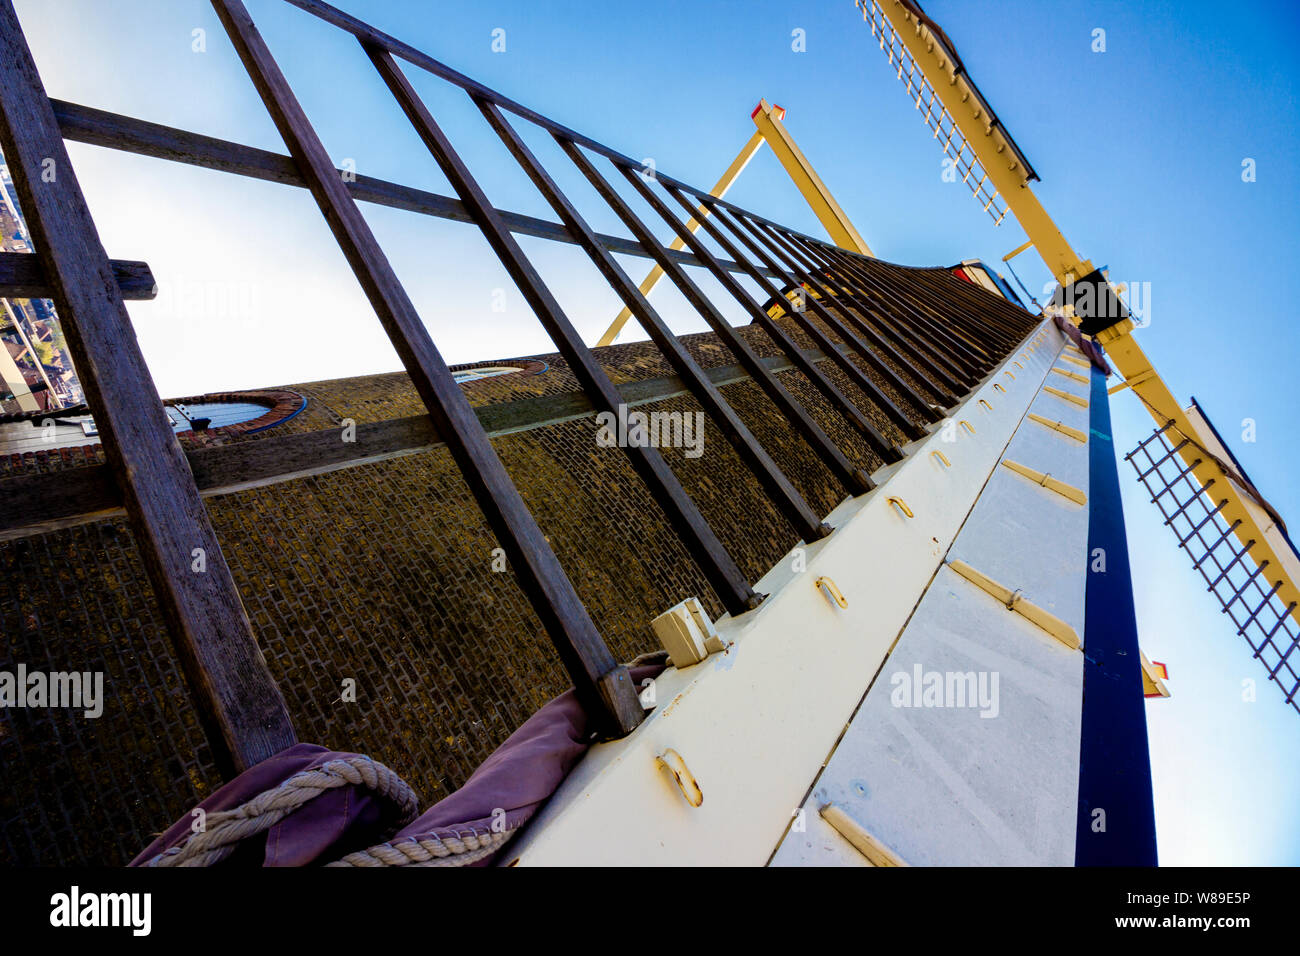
{"left": 857, "top": 0, "right": 1300, "bottom": 714}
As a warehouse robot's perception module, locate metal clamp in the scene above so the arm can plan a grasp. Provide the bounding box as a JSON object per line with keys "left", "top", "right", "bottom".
{"left": 886, "top": 496, "right": 914, "bottom": 519}
{"left": 656, "top": 749, "right": 703, "bottom": 808}
{"left": 816, "top": 575, "right": 847, "bottom": 608}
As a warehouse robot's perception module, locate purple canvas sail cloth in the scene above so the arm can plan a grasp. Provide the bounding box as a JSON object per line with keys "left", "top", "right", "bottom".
{"left": 1052, "top": 313, "right": 1112, "bottom": 374}
{"left": 131, "top": 661, "right": 664, "bottom": 866}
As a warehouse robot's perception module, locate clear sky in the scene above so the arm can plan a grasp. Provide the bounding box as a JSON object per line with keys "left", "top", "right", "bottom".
{"left": 13, "top": 0, "right": 1300, "bottom": 865}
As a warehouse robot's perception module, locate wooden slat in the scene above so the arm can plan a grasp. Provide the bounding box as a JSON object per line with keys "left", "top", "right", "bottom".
{"left": 708, "top": 202, "right": 922, "bottom": 445}
{"left": 0, "top": 253, "right": 156, "bottom": 300}
{"left": 819, "top": 244, "right": 986, "bottom": 380}
{"left": 1027, "top": 412, "right": 1088, "bottom": 444}
{"left": 475, "top": 99, "right": 828, "bottom": 545}
{"left": 1044, "top": 384, "right": 1089, "bottom": 408}
{"left": 559, "top": 139, "right": 872, "bottom": 501}
{"left": 362, "top": 43, "right": 758, "bottom": 618}
{"left": 0, "top": 351, "right": 838, "bottom": 539}
{"left": 819, "top": 804, "right": 909, "bottom": 866}
{"left": 279, "top": 0, "right": 839, "bottom": 254}
{"left": 1000, "top": 459, "right": 1088, "bottom": 505}
{"left": 658, "top": 179, "right": 901, "bottom": 462}
{"left": 733, "top": 211, "right": 946, "bottom": 424}
{"left": 618, "top": 168, "right": 876, "bottom": 495}
{"left": 946, "top": 559, "right": 1082, "bottom": 651}
{"left": 875, "top": 260, "right": 1007, "bottom": 365}
{"left": 209, "top": 0, "right": 643, "bottom": 736}
{"left": 0, "top": 0, "right": 295, "bottom": 774}
{"left": 50, "top": 99, "right": 772, "bottom": 280}
{"left": 748, "top": 220, "right": 960, "bottom": 408}
{"left": 798, "top": 236, "right": 975, "bottom": 392}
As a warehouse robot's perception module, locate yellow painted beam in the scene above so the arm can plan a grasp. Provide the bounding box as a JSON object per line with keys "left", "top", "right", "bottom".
{"left": 819, "top": 804, "right": 908, "bottom": 866}
{"left": 1051, "top": 366, "right": 1090, "bottom": 385}
{"left": 1001, "top": 459, "right": 1088, "bottom": 506}
{"left": 1097, "top": 320, "right": 1300, "bottom": 631}
{"left": 1044, "top": 385, "right": 1088, "bottom": 408}
{"left": 595, "top": 130, "right": 767, "bottom": 346}
{"left": 947, "top": 559, "right": 1081, "bottom": 650}
{"left": 750, "top": 99, "right": 873, "bottom": 256}
{"left": 1027, "top": 413, "right": 1088, "bottom": 444}
{"left": 873, "top": 0, "right": 1090, "bottom": 284}
{"left": 1140, "top": 651, "right": 1171, "bottom": 699}
{"left": 1002, "top": 238, "right": 1034, "bottom": 261}
{"left": 869, "top": 0, "right": 1300, "bottom": 635}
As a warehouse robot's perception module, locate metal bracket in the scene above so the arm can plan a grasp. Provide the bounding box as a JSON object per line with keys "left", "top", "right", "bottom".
{"left": 651, "top": 597, "right": 728, "bottom": 667}
{"left": 656, "top": 749, "right": 703, "bottom": 808}
{"left": 816, "top": 575, "right": 848, "bottom": 609}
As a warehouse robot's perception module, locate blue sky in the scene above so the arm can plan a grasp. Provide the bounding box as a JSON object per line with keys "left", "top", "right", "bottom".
{"left": 13, "top": 0, "right": 1300, "bottom": 864}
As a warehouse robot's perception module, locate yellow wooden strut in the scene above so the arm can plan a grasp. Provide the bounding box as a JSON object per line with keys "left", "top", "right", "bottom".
{"left": 873, "top": 0, "right": 1300, "bottom": 632}
{"left": 597, "top": 102, "right": 871, "bottom": 345}
{"left": 595, "top": 129, "right": 766, "bottom": 346}
{"left": 749, "top": 99, "right": 873, "bottom": 257}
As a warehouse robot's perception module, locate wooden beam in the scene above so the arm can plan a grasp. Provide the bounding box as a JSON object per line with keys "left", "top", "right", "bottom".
{"left": 0, "top": 350, "right": 833, "bottom": 540}
{"left": 0, "top": 0, "right": 296, "bottom": 774}
{"left": 619, "top": 169, "right": 874, "bottom": 495}
{"left": 661, "top": 180, "right": 901, "bottom": 461}
{"left": 819, "top": 803, "right": 908, "bottom": 866}
{"left": 749, "top": 99, "right": 872, "bottom": 255}
{"left": 50, "top": 99, "right": 774, "bottom": 280}
{"left": 561, "top": 140, "right": 872, "bottom": 500}
{"left": 476, "top": 98, "right": 827, "bottom": 545}
{"left": 0, "top": 253, "right": 156, "bottom": 300}
{"left": 210, "top": 0, "right": 643, "bottom": 737}
{"left": 595, "top": 130, "right": 765, "bottom": 346}
{"left": 363, "top": 43, "right": 757, "bottom": 620}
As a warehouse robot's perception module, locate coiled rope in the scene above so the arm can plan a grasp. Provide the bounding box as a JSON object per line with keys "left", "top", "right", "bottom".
{"left": 328, "top": 828, "right": 513, "bottom": 867}
{"left": 144, "top": 755, "right": 420, "bottom": 868}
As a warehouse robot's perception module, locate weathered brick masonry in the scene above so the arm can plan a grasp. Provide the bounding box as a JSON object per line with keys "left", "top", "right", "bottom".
{"left": 0, "top": 306, "right": 1021, "bottom": 865}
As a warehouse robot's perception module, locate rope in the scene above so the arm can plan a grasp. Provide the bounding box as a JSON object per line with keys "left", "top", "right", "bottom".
{"left": 144, "top": 755, "right": 419, "bottom": 868}
{"left": 1004, "top": 256, "right": 1042, "bottom": 310}
{"left": 328, "top": 828, "right": 514, "bottom": 867}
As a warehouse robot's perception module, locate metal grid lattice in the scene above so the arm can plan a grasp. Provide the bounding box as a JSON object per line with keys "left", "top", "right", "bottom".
{"left": 856, "top": 0, "right": 1008, "bottom": 226}
{"left": 1127, "top": 424, "right": 1300, "bottom": 713}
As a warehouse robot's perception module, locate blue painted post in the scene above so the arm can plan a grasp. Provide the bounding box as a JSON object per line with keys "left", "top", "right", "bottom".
{"left": 1076, "top": 365, "right": 1159, "bottom": 865}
